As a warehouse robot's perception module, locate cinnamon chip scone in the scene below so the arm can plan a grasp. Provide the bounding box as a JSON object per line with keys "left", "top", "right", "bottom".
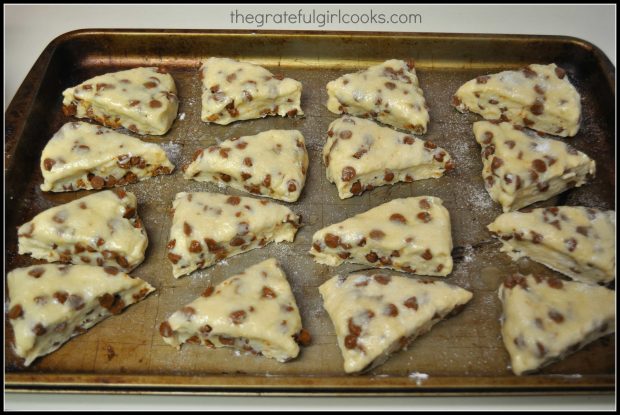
{"left": 62, "top": 67, "right": 178, "bottom": 135}
{"left": 18, "top": 190, "right": 148, "bottom": 272}
{"left": 474, "top": 121, "right": 595, "bottom": 212}
{"left": 452, "top": 63, "right": 581, "bottom": 137}
{"left": 326, "top": 59, "right": 429, "bottom": 133}
{"left": 167, "top": 192, "right": 301, "bottom": 278}
{"left": 200, "top": 57, "right": 303, "bottom": 124}
{"left": 310, "top": 197, "right": 453, "bottom": 276}
{"left": 498, "top": 273, "right": 615, "bottom": 375}
{"left": 183, "top": 130, "right": 308, "bottom": 202}
{"left": 319, "top": 273, "right": 472, "bottom": 373}
{"left": 323, "top": 116, "right": 454, "bottom": 199}
{"left": 40, "top": 122, "right": 174, "bottom": 192}
{"left": 159, "top": 258, "right": 309, "bottom": 362}
{"left": 7, "top": 264, "right": 154, "bottom": 366}
{"left": 488, "top": 207, "right": 615, "bottom": 285}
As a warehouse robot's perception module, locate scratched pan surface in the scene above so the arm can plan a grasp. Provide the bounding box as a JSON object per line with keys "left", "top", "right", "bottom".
{"left": 4, "top": 30, "right": 615, "bottom": 395}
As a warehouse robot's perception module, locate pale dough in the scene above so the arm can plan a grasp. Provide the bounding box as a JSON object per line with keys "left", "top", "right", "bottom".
{"left": 62, "top": 67, "right": 178, "bottom": 135}
{"left": 184, "top": 130, "right": 308, "bottom": 202}
{"left": 200, "top": 57, "right": 303, "bottom": 124}
{"left": 473, "top": 121, "right": 595, "bottom": 212}
{"left": 498, "top": 273, "right": 614, "bottom": 375}
{"left": 488, "top": 206, "right": 615, "bottom": 285}
{"left": 310, "top": 196, "right": 453, "bottom": 276}
{"left": 40, "top": 121, "right": 174, "bottom": 192}
{"left": 167, "top": 192, "right": 301, "bottom": 278}
{"left": 7, "top": 264, "right": 154, "bottom": 366}
{"left": 319, "top": 272, "right": 472, "bottom": 373}
{"left": 160, "top": 258, "right": 307, "bottom": 362}
{"left": 453, "top": 63, "right": 581, "bottom": 137}
{"left": 452, "top": 63, "right": 581, "bottom": 137}
{"left": 18, "top": 190, "right": 148, "bottom": 272}
{"left": 326, "top": 59, "right": 429, "bottom": 133}
{"left": 323, "top": 116, "right": 453, "bottom": 199}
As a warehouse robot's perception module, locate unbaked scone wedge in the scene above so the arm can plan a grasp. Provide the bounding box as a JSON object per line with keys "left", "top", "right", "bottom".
{"left": 474, "top": 121, "right": 595, "bottom": 212}
{"left": 18, "top": 190, "right": 148, "bottom": 272}
{"left": 319, "top": 273, "right": 472, "bottom": 373}
{"left": 488, "top": 207, "right": 615, "bottom": 285}
{"left": 452, "top": 63, "right": 581, "bottom": 137}
{"left": 324, "top": 116, "right": 454, "bottom": 199}
{"left": 200, "top": 57, "right": 303, "bottom": 125}
{"left": 310, "top": 197, "right": 453, "bottom": 276}
{"left": 167, "top": 192, "right": 301, "bottom": 278}
{"left": 7, "top": 264, "right": 154, "bottom": 367}
{"left": 159, "top": 258, "right": 309, "bottom": 362}
{"left": 498, "top": 273, "right": 614, "bottom": 375}
{"left": 326, "top": 59, "right": 429, "bottom": 133}
{"left": 62, "top": 66, "right": 178, "bottom": 135}
{"left": 183, "top": 130, "right": 309, "bottom": 202}
{"left": 40, "top": 122, "right": 174, "bottom": 192}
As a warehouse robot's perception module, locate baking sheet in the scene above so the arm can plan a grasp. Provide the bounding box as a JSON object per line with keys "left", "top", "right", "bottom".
{"left": 4, "top": 30, "right": 615, "bottom": 395}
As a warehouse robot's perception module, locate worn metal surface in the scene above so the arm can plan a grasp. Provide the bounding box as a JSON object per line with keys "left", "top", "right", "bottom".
{"left": 4, "top": 30, "right": 615, "bottom": 395}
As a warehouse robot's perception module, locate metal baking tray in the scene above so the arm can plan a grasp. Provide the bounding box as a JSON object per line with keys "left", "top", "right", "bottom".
{"left": 5, "top": 29, "right": 615, "bottom": 396}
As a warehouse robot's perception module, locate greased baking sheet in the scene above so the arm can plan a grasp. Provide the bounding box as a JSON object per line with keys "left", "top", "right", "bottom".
{"left": 4, "top": 30, "right": 615, "bottom": 395}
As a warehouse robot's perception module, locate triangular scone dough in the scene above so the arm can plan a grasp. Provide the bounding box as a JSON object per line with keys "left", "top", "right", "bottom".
{"left": 159, "top": 258, "right": 308, "bottom": 362}
{"left": 488, "top": 207, "right": 615, "bottom": 285}
{"left": 474, "top": 121, "right": 595, "bottom": 212}
{"left": 183, "top": 130, "right": 309, "bottom": 202}
{"left": 18, "top": 190, "right": 148, "bottom": 272}
{"left": 326, "top": 59, "right": 429, "bottom": 133}
{"left": 319, "top": 273, "right": 472, "bottom": 373}
{"left": 200, "top": 57, "right": 303, "bottom": 125}
{"left": 452, "top": 63, "right": 581, "bottom": 137}
{"left": 7, "top": 264, "right": 154, "bottom": 366}
{"left": 40, "top": 122, "right": 174, "bottom": 192}
{"left": 324, "top": 116, "right": 454, "bottom": 199}
{"left": 498, "top": 273, "right": 615, "bottom": 376}
{"left": 167, "top": 192, "right": 301, "bottom": 278}
{"left": 310, "top": 197, "right": 453, "bottom": 276}
{"left": 62, "top": 67, "right": 179, "bottom": 135}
